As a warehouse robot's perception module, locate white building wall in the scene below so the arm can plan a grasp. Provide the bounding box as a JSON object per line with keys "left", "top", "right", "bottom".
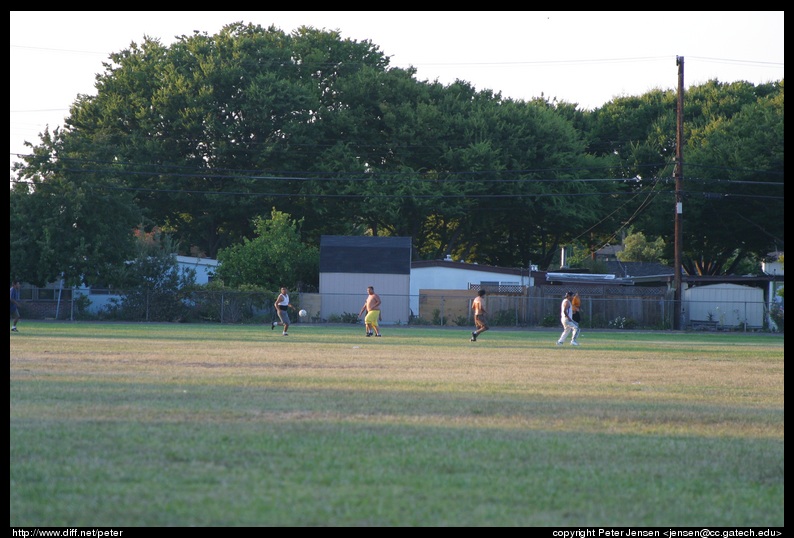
{"left": 409, "top": 266, "right": 530, "bottom": 316}
{"left": 683, "top": 283, "right": 764, "bottom": 328}
{"left": 761, "top": 260, "right": 784, "bottom": 276}
{"left": 319, "top": 273, "right": 410, "bottom": 324}
{"left": 83, "top": 256, "right": 219, "bottom": 314}
{"left": 175, "top": 256, "right": 218, "bottom": 285}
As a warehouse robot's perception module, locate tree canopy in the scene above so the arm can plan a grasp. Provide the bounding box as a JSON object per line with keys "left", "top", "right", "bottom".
{"left": 10, "top": 23, "right": 784, "bottom": 288}
{"left": 214, "top": 209, "right": 319, "bottom": 291}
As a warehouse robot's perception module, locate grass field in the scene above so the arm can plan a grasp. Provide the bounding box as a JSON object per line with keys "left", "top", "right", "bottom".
{"left": 9, "top": 322, "right": 784, "bottom": 527}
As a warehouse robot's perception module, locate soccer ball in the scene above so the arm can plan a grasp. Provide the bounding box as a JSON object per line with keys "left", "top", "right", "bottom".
{"left": 298, "top": 309, "right": 308, "bottom": 318}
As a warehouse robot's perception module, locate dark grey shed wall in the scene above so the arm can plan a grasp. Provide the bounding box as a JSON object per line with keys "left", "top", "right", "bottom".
{"left": 320, "top": 235, "right": 412, "bottom": 275}
{"left": 319, "top": 236, "right": 413, "bottom": 322}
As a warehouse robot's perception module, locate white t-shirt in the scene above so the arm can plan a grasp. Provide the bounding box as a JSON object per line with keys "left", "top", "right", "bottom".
{"left": 560, "top": 298, "right": 572, "bottom": 320}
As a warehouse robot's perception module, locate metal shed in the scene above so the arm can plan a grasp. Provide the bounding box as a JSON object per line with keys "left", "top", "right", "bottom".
{"left": 683, "top": 283, "right": 765, "bottom": 329}
{"left": 318, "top": 235, "right": 412, "bottom": 323}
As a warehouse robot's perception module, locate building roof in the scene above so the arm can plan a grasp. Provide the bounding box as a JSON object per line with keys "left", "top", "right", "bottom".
{"left": 682, "top": 274, "right": 781, "bottom": 287}
{"left": 542, "top": 272, "right": 635, "bottom": 285}
{"left": 411, "top": 259, "right": 526, "bottom": 277}
{"left": 176, "top": 255, "right": 218, "bottom": 267}
{"left": 605, "top": 261, "right": 674, "bottom": 278}
{"left": 595, "top": 244, "right": 624, "bottom": 257}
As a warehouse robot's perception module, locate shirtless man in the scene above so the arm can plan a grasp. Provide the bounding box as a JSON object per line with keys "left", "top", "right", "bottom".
{"left": 470, "top": 289, "right": 489, "bottom": 342}
{"left": 358, "top": 286, "right": 382, "bottom": 337}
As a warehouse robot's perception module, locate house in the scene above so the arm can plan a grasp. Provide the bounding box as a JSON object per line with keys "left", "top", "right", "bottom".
{"left": 762, "top": 251, "right": 784, "bottom": 276}
{"left": 410, "top": 258, "right": 531, "bottom": 320}
{"left": 19, "top": 255, "right": 219, "bottom": 319}
{"left": 594, "top": 244, "right": 624, "bottom": 262}
{"left": 175, "top": 255, "right": 218, "bottom": 285}
{"left": 82, "top": 255, "right": 218, "bottom": 314}
{"left": 762, "top": 251, "right": 784, "bottom": 331}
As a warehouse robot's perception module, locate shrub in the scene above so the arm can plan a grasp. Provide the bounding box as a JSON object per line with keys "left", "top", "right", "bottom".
{"left": 452, "top": 315, "right": 469, "bottom": 327}
{"left": 608, "top": 316, "right": 637, "bottom": 329}
{"left": 328, "top": 312, "right": 360, "bottom": 324}
{"left": 71, "top": 294, "right": 94, "bottom": 320}
{"left": 770, "top": 302, "right": 784, "bottom": 332}
{"left": 489, "top": 309, "right": 516, "bottom": 327}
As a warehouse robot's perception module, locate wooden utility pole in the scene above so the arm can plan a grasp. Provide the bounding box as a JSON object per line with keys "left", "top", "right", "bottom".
{"left": 674, "top": 56, "right": 684, "bottom": 329}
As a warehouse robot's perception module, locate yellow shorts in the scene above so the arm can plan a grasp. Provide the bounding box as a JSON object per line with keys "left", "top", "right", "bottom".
{"left": 365, "top": 310, "right": 380, "bottom": 326}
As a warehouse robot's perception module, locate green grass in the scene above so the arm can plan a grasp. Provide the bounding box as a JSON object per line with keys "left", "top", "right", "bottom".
{"left": 10, "top": 322, "right": 784, "bottom": 526}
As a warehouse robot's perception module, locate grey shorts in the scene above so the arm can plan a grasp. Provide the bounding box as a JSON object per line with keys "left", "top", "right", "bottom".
{"left": 277, "top": 309, "right": 291, "bottom": 325}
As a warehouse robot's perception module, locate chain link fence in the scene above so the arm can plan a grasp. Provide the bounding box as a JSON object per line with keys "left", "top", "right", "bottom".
{"left": 17, "top": 287, "right": 779, "bottom": 332}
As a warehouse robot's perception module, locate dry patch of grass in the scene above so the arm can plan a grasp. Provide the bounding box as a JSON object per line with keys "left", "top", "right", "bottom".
{"left": 10, "top": 323, "right": 784, "bottom": 526}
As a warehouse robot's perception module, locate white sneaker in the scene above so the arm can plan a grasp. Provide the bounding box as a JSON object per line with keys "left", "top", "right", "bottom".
{"left": 556, "top": 341, "right": 563, "bottom": 346}
{"left": 571, "top": 341, "right": 580, "bottom": 346}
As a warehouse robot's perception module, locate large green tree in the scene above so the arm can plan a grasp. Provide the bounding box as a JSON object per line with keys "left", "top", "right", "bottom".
{"left": 583, "top": 79, "right": 784, "bottom": 275}
{"left": 11, "top": 20, "right": 783, "bottom": 285}
{"left": 57, "top": 23, "right": 394, "bottom": 258}
{"left": 675, "top": 81, "right": 784, "bottom": 275}
{"left": 10, "top": 128, "right": 141, "bottom": 287}
{"left": 214, "top": 209, "right": 319, "bottom": 291}
{"left": 617, "top": 230, "right": 667, "bottom": 263}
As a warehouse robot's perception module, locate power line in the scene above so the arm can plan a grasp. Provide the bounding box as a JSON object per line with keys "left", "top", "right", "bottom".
{"left": 87, "top": 184, "right": 781, "bottom": 201}
{"left": 12, "top": 44, "right": 784, "bottom": 69}
{"left": 10, "top": 153, "right": 784, "bottom": 184}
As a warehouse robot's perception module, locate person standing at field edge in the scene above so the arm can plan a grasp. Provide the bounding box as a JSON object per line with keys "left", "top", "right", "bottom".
{"left": 272, "top": 287, "right": 294, "bottom": 336}
{"left": 10, "top": 280, "right": 21, "bottom": 332}
{"left": 470, "top": 289, "right": 489, "bottom": 342}
{"left": 358, "top": 286, "right": 382, "bottom": 337}
{"left": 557, "top": 291, "right": 580, "bottom": 346}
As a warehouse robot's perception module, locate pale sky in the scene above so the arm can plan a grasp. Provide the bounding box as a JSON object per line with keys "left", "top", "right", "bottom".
{"left": 9, "top": 11, "right": 784, "bottom": 172}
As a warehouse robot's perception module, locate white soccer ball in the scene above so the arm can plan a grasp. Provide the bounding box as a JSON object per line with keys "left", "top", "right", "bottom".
{"left": 298, "top": 309, "right": 308, "bottom": 318}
